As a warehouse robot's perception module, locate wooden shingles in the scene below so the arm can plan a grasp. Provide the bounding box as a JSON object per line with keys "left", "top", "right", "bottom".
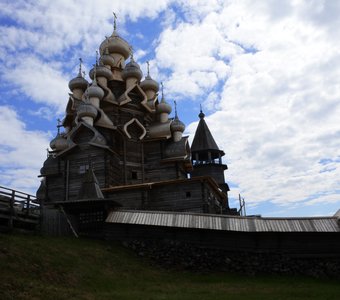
{"left": 106, "top": 210, "right": 340, "bottom": 233}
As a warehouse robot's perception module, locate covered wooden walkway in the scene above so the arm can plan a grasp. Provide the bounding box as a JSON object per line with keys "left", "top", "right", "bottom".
{"left": 0, "top": 186, "right": 40, "bottom": 231}
{"left": 106, "top": 209, "right": 340, "bottom": 233}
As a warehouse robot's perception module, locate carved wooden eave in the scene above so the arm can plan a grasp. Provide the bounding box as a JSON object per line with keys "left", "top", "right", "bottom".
{"left": 66, "top": 94, "right": 75, "bottom": 110}
{"left": 54, "top": 143, "right": 78, "bottom": 157}
{"left": 162, "top": 137, "right": 190, "bottom": 162}
{"left": 147, "top": 121, "right": 172, "bottom": 139}
{"left": 123, "top": 117, "right": 146, "bottom": 140}
{"left": 117, "top": 83, "right": 147, "bottom": 106}
{"left": 96, "top": 79, "right": 116, "bottom": 103}
{"left": 94, "top": 108, "right": 116, "bottom": 130}
{"left": 68, "top": 121, "right": 107, "bottom": 146}
{"left": 141, "top": 92, "right": 157, "bottom": 113}
{"left": 55, "top": 142, "right": 113, "bottom": 158}
{"left": 111, "top": 65, "right": 124, "bottom": 81}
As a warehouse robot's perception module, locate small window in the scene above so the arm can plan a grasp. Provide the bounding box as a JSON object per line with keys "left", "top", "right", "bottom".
{"left": 186, "top": 191, "right": 191, "bottom": 198}
{"left": 131, "top": 171, "right": 138, "bottom": 180}
{"left": 79, "top": 164, "right": 89, "bottom": 174}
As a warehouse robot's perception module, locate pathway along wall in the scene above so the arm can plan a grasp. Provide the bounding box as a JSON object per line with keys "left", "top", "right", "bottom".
{"left": 105, "top": 223, "right": 340, "bottom": 277}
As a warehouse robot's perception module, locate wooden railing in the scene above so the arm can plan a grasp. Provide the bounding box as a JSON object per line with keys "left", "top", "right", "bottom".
{"left": 0, "top": 186, "right": 40, "bottom": 230}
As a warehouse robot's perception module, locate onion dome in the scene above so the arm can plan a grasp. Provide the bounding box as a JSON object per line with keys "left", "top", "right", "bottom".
{"left": 140, "top": 75, "right": 159, "bottom": 92}
{"left": 87, "top": 81, "right": 104, "bottom": 99}
{"left": 77, "top": 101, "right": 98, "bottom": 120}
{"left": 199, "top": 109, "right": 205, "bottom": 119}
{"left": 171, "top": 117, "right": 185, "bottom": 133}
{"left": 100, "top": 47, "right": 115, "bottom": 66}
{"left": 54, "top": 134, "right": 68, "bottom": 151}
{"left": 157, "top": 98, "right": 172, "bottom": 114}
{"left": 49, "top": 135, "right": 57, "bottom": 150}
{"left": 89, "top": 63, "right": 112, "bottom": 80}
{"left": 87, "top": 63, "right": 105, "bottom": 100}
{"left": 99, "top": 13, "right": 130, "bottom": 59}
{"left": 68, "top": 58, "right": 88, "bottom": 91}
{"left": 99, "top": 31, "right": 130, "bottom": 59}
{"left": 140, "top": 61, "right": 159, "bottom": 92}
{"left": 40, "top": 155, "right": 57, "bottom": 176}
{"left": 50, "top": 120, "right": 68, "bottom": 152}
{"left": 121, "top": 57, "right": 143, "bottom": 81}
{"left": 89, "top": 50, "right": 112, "bottom": 80}
{"left": 156, "top": 82, "right": 172, "bottom": 114}
{"left": 171, "top": 101, "right": 185, "bottom": 133}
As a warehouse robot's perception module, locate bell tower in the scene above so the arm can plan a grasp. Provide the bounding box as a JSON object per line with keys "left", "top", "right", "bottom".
{"left": 190, "top": 109, "right": 232, "bottom": 212}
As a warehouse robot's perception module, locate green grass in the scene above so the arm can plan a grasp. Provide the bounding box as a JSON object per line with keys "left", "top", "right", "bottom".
{"left": 0, "top": 233, "right": 339, "bottom": 300}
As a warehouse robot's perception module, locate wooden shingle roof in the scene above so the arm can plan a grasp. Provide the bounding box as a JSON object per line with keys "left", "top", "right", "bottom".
{"left": 106, "top": 210, "right": 340, "bottom": 233}
{"left": 191, "top": 111, "right": 220, "bottom": 153}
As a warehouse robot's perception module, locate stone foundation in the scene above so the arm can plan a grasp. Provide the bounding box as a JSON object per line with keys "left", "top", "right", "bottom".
{"left": 123, "top": 240, "right": 340, "bottom": 278}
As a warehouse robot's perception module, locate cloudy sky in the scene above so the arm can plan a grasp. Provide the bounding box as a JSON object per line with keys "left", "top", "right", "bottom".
{"left": 0, "top": 0, "right": 339, "bottom": 217}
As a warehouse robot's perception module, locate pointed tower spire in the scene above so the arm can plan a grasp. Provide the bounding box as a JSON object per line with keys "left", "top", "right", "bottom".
{"left": 190, "top": 108, "right": 230, "bottom": 210}
{"left": 191, "top": 106, "right": 224, "bottom": 161}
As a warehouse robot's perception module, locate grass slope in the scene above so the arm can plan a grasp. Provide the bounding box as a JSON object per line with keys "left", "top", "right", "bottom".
{"left": 0, "top": 233, "right": 339, "bottom": 300}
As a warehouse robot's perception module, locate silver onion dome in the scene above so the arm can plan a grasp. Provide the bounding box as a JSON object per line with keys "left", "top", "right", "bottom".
{"left": 87, "top": 79, "right": 104, "bottom": 99}
{"left": 157, "top": 97, "right": 172, "bottom": 114}
{"left": 77, "top": 102, "right": 98, "bottom": 120}
{"left": 100, "top": 47, "right": 115, "bottom": 67}
{"left": 157, "top": 82, "right": 172, "bottom": 114}
{"left": 89, "top": 63, "right": 112, "bottom": 80}
{"left": 69, "top": 58, "right": 88, "bottom": 91}
{"left": 121, "top": 58, "right": 143, "bottom": 81}
{"left": 99, "top": 30, "right": 130, "bottom": 60}
{"left": 140, "top": 61, "right": 159, "bottom": 92}
{"left": 140, "top": 74, "right": 159, "bottom": 92}
{"left": 171, "top": 117, "right": 185, "bottom": 133}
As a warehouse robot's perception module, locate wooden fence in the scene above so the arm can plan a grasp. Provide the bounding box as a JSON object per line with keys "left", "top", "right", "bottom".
{"left": 0, "top": 185, "right": 40, "bottom": 231}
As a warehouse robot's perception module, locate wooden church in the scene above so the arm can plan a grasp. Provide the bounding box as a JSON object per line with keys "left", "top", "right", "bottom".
{"left": 36, "top": 20, "right": 237, "bottom": 236}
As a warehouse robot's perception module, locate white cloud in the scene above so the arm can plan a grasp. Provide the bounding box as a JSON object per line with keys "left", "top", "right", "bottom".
{"left": 0, "top": 106, "right": 50, "bottom": 194}
{"left": 0, "top": 0, "right": 339, "bottom": 216}
{"left": 176, "top": 0, "right": 340, "bottom": 215}
{"left": 2, "top": 55, "right": 69, "bottom": 113}
{"left": 28, "top": 106, "right": 55, "bottom": 121}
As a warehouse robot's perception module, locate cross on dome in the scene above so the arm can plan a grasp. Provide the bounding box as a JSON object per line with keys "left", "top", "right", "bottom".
{"left": 113, "top": 11, "right": 117, "bottom": 31}
{"left": 78, "top": 58, "right": 83, "bottom": 77}
{"left": 174, "top": 100, "right": 178, "bottom": 118}
{"left": 57, "top": 118, "right": 62, "bottom": 134}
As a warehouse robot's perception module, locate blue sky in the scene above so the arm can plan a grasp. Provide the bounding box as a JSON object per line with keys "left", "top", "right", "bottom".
{"left": 0, "top": 0, "right": 339, "bottom": 217}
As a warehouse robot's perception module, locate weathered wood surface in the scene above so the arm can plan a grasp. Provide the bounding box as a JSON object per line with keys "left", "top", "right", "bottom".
{"left": 102, "top": 177, "right": 224, "bottom": 213}
{"left": 106, "top": 210, "right": 340, "bottom": 233}
{"left": 0, "top": 186, "right": 40, "bottom": 230}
